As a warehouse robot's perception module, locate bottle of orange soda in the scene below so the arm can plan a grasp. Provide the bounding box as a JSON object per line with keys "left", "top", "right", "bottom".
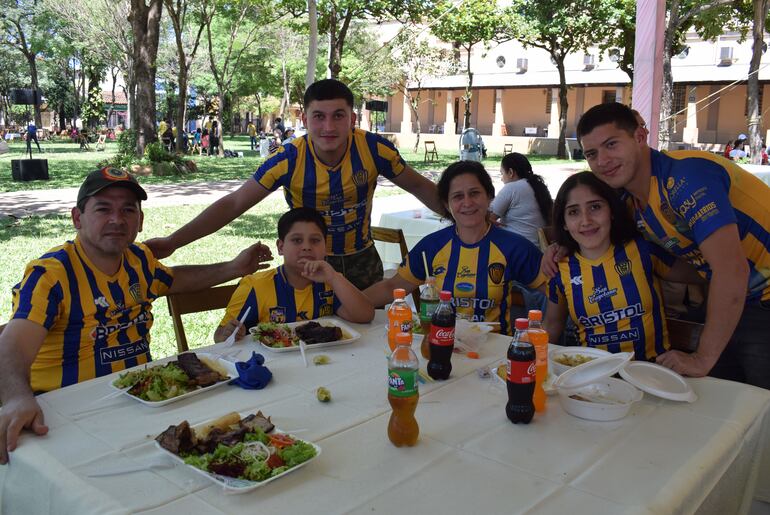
{"left": 528, "top": 310, "right": 548, "bottom": 412}
{"left": 387, "top": 289, "right": 413, "bottom": 351}
{"left": 387, "top": 332, "right": 419, "bottom": 447}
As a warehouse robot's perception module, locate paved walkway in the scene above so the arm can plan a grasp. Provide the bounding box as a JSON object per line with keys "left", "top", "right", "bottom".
{"left": 0, "top": 162, "right": 586, "bottom": 219}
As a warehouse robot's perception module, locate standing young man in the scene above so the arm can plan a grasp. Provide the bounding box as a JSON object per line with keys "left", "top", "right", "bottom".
{"left": 575, "top": 102, "right": 770, "bottom": 388}
{"left": 147, "top": 79, "right": 442, "bottom": 289}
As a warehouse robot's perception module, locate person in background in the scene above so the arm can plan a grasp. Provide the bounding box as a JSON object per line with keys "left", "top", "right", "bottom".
{"left": 490, "top": 152, "right": 552, "bottom": 247}
{"left": 201, "top": 128, "right": 209, "bottom": 156}
{"left": 364, "top": 161, "right": 546, "bottom": 335}
{"left": 723, "top": 140, "right": 734, "bottom": 160}
{"left": 209, "top": 121, "right": 220, "bottom": 156}
{"left": 216, "top": 207, "right": 374, "bottom": 342}
{"left": 0, "top": 167, "right": 272, "bottom": 463}
{"left": 247, "top": 121, "right": 257, "bottom": 150}
{"left": 544, "top": 172, "right": 703, "bottom": 362}
{"left": 192, "top": 128, "right": 202, "bottom": 155}
{"left": 26, "top": 122, "right": 41, "bottom": 154}
{"left": 729, "top": 134, "right": 748, "bottom": 160}
{"left": 273, "top": 117, "right": 285, "bottom": 135}
{"left": 282, "top": 127, "right": 296, "bottom": 145}
{"left": 268, "top": 128, "right": 283, "bottom": 154}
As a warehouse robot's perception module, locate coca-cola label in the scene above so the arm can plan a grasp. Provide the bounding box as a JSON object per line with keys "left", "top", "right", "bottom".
{"left": 429, "top": 325, "right": 454, "bottom": 346}
{"left": 507, "top": 359, "right": 535, "bottom": 384}
{"left": 388, "top": 369, "right": 418, "bottom": 397}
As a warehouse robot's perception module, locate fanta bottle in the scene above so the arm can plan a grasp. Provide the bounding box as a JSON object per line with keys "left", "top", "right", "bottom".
{"left": 528, "top": 310, "right": 548, "bottom": 412}
{"left": 387, "top": 289, "right": 413, "bottom": 351}
{"left": 387, "top": 332, "right": 419, "bottom": 446}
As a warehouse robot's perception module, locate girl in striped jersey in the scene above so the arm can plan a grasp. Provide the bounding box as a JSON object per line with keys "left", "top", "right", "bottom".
{"left": 544, "top": 173, "right": 703, "bottom": 361}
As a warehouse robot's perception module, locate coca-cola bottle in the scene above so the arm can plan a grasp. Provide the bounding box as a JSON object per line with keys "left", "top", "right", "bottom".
{"left": 427, "top": 290, "right": 455, "bottom": 380}
{"left": 506, "top": 318, "right": 536, "bottom": 424}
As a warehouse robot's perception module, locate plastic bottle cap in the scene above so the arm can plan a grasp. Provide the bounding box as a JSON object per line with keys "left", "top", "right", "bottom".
{"left": 439, "top": 290, "right": 452, "bottom": 301}
{"left": 395, "top": 332, "right": 412, "bottom": 345}
{"left": 393, "top": 288, "right": 406, "bottom": 299}
{"left": 514, "top": 318, "right": 529, "bottom": 330}
{"left": 528, "top": 310, "right": 543, "bottom": 322}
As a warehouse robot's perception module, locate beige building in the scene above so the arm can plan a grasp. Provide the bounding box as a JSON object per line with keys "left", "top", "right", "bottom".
{"left": 377, "top": 28, "right": 770, "bottom": 155}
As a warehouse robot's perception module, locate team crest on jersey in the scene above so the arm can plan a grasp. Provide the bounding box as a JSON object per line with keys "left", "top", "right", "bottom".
{"left": 666, "top": 176, "right": 675, "bottom": 190}
{"left": 269, "top": 307, "right": 287, "bottom": 323}
{"left": 352, "top": 169, "right": 369, "bottom": 187}
{"left": 319, "top": 303, "right": 333, "bottom": 317}
{"left": 488, "top": 263, "right": 504, "bottom": 284}
{"left": 614, "top": 260, "right": 632, "bottom": 277}
{"left": 128, "top": 283, "right": 143, "bottom": 303}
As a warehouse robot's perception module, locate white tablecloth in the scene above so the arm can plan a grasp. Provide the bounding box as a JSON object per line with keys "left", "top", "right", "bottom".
{"left": 1, "top": 312, "right": 769, "bottom": 514}
{"left": 375, "top": 209, "right": 451, "bottom": 268}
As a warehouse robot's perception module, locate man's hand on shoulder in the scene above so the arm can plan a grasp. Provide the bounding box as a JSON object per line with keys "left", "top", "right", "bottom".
{"left": 232, "top": 242, "right": 273, "bottom": 276}
{"left": 541, "top": 243, "right": 568, "bottom": 278}
{"left": 0, "top": 396, "right": 48, "bottom": 464}
{"left": 144, "top": 236, "right": 176, "bottom": 259}
{"left": 655, "top": 349, "right": 717, "bottom": 378}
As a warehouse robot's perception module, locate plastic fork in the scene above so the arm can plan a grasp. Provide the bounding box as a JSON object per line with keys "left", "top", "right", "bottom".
{"left": 222, "top": 306, "right": 251, "bottom": 348}
{"left": 86, "top": 454, "right": 175, "bottom": 477}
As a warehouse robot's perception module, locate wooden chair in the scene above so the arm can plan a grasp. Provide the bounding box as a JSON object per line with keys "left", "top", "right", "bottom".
{"left": 503, "top": 143, "right": 513, "bottom": 154}
{"left": 166, "top": 284, "right": 238, "bottom": 353}
{"left": 370, "top": 226, "right": 420, "bottom": 310}
{"left": 536, "top": 226, "right": 555, "bottom": 252}
{"left": 666, "top": 317, "right": 703, "bottom": 353}
{"left": 95, "top": 133, "right": 107, "bottom": 151}
{"left": 423, "top": 141, "right": 438, "bottom": 163}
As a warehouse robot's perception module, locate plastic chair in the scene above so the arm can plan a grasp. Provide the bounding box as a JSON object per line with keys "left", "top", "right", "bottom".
{"left": 666, "top": 317, "right": 703, "bottom": 353}
{"left": 370, "top": 226, "right": 420, "bottom": 310}
{"left": 503, "top": 143, "right": 513, "bottom": 154}
{"left": 424, "top": 141, "right": 439, "bottom": 163}
{"left": 166, "top": 284, "right": 238, "bottom": 353}
{"left": 536, "top": 226, "right": 555, "bottom": 252}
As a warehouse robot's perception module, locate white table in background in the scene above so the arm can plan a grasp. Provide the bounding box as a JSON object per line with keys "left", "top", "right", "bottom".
{"left": 375, "top": 209, "right": 450, "bottom": 269}
{"left": 1, "top": 312, "right": 768, "bottom": 514}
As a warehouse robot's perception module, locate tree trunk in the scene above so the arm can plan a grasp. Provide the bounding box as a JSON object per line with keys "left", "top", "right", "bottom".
{"left": 659, "top": 1, "right": 680, "bottom": 151}
{"left": 306, "top": 0, "right": 317, "bottom": 89}
{"left": 106, "top": 67, "right": 118, "bottom": 128}
{"left": 71, "top": 58, "right": 80, "bottom": 127}
{"left": 26, "top": 53, "right": 42, "bottom": 127}
{"left": 130, "top": 0, "right": 163, "bottom": 156}
{"left": 748, "top": 0, "right": 768, "bottom": 164}
{"left": 555, "top": 56, "right": 569, "bottom": 160}
{"left": 408, "top": 89, "right": 422, "bottom": 152}
{"left": 215, "top": 91, "right": 224, "bottom": 156}
{"left": 280, "top": 57, "right": 289, "bottom": 118}
{"left": 463, "top": 46, "right": 473, "bottom": 130}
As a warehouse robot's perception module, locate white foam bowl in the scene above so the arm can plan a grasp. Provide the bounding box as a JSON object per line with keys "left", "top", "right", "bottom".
{"left": 549, "top": 347, "right": 612, "bottom": 376}
{"left": 557, "top": 377, "right": 643, "bottom": 421}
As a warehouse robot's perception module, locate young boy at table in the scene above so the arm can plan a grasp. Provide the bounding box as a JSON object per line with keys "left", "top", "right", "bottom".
{"left": 214, "top": 208, "right": 375, "bottom": 342}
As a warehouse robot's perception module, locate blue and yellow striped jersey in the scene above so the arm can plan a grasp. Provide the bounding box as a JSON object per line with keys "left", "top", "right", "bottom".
{"left": 398, "top": 225, "right": 545, "bottom": 335}
{"left": 548, "top": 237, "right": 673, "bottom": 360}
{"left": 253, "top": 128, "right": 407, "bottom": 256}
{"left": 220, "top": 266, "right": 340, "bottom": 329}
{"left": 11, "top": 238, "right": 174, "bottom": 393}
{"left": 632, "top": 149, "right": 770, "bottom": 303}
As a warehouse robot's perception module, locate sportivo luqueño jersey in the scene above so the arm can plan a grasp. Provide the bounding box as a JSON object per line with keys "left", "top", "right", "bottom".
{"left": 220, "top": 266, "right": 340, "bottom": 329}
{"left": 253, "top": 128, "right": 406, "bottom": 256}
{"left": 11, "top": 238, "right": 174, "bottom": 393}
{"left": 631, "top": 149, "right": 770, "bottom": 303}
{"left": 397, "top": 225, "right": 545, "bottom": 335}
{"left": 548, "top": 237, "right": 674, "bottom": 361}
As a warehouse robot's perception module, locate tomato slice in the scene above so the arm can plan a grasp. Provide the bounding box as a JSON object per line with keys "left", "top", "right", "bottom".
{"left": 269, "top": 433, "right": 295, "bottom": 449}
{"left": 266, "top": 453, "right": 285, "bottom": 469}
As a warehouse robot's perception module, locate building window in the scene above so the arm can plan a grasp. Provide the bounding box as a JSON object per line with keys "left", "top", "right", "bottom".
{"left": 602, "top": 90, "right": 616, "bottom": 104}
{"left": 545, "top": 89, "right": 552, "bottom": 114}
{"left": 745, "top": 87, "right": 764, "bottom": 116}
{"left": 672, "top": 84, "right": 687, "bottom": 114}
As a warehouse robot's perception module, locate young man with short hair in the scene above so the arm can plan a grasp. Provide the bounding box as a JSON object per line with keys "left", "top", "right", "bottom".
{"left": 215, "top": 207, "right": 374, "bottom": 342}
{"left": 147, "top": 79, "right": 442, "bottom": 290}
{"left": 0, "top": 168, "right": 272, "bottom": 463}
{"left": 576, "top": 102, "right": 770, "bottom": 388}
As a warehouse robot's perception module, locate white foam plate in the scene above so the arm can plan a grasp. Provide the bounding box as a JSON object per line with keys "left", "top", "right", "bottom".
{"left": 619, "top": 361, "right": 697, "bottom": 403}
{"left": 110, "top": 353, "right": 236, "bottom": 407}
{"left": 155, "top": 416, "right": 320, "bottom": 494}
{"left": 251, "top": 317, "right": 361, "bottom": 353}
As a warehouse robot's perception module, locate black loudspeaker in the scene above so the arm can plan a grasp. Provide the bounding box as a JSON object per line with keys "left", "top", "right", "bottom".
{"left": 365, "top": 100, "right": 388, "bottom": 112}
{"left": 9, "top": 88, "right": 42, "bottom": 105}
{"left": 11, "top": 159, "right": 49, "bottom": 181}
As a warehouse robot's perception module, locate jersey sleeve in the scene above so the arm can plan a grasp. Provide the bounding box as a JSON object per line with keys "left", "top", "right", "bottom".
{"left": 396, "top": 234, "right": 432, "bottom": 285}
{"left": 252, "top": 148, "right": 293, "bottom": 192}
{"left": 373, "top": 134, "right": 407, "bottom": 180}
{"left": 666, "top": 161, "right": 736, "bottom": 244}
{"left": 220, "top": 278, "right": 259, "bottom": 329}
{"left": 11, "top": 263, "right": 63, "bottom": 330}
{"left": 547, "top": 274, "right": 566, "bottom": 305}
{"left": 148, "top": 258, "right": 174, "bottom": 299}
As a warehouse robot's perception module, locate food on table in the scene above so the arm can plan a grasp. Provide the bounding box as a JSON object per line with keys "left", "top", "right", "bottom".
{"left": 312, "top": 355, "right": 331, "bottom": 365}
{"left": 253, "top": 323, "right": 300, "bottom": 348}
{"left": 316, "top": 387, "right": 331, "bottom": 402}
{"left": 295, "top": 321, "right": 343, "bottom": 344}
{"left": 112, "top": 352, "right": 227, "bottom": 402}
{"left": 156, "top": 411, "right": 316, "bottom": 483}
{"left": 553, "top": 353, "right": 597, "bottom": 367}
{"left": 496, "top": 364, "right": 507, "bottom": 381}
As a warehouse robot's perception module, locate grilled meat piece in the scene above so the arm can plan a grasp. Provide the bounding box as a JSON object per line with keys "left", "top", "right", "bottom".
{"left": 177, "top": 352, "right": 226, "bottom": 386}
{"left": 240, "top": 412, "right": 274, "bottom": 434}
{"left": 295, "top": 321, "right": 342, "bottom": 344}
{"left": 156, "top": 420, "right": 195, "bottom": 454}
